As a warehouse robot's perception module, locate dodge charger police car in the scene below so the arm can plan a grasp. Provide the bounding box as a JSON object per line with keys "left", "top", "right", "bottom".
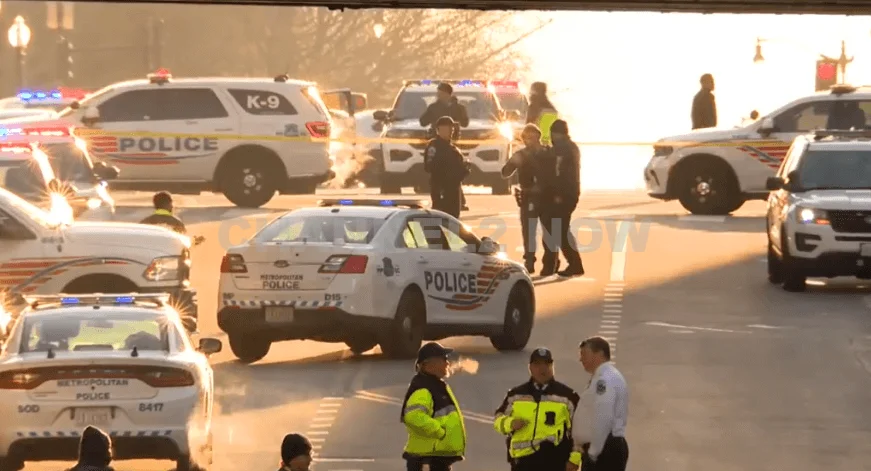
{"left": 0, "top": 186, "right": 197, "bottom": 321}
{"left": 10, "top": 70, "right": 334, "bottom": 208}
{"left": 372, "top": 80, "right": 514, "bottom": 195}
{"left": 646, "top": 84, "right": 871, "bottom": 215}
{"left": 0, "top": 294, "right": 221, "bottom": 471}
{"left": 766, "top": 130, "right": 871, "bottom": 292}
{"left": 217, "top": 199, "right": 535, "bottom": 363}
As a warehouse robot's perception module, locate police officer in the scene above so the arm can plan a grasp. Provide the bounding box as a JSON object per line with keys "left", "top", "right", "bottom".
{"left": 65, "top": 426, "right": 113, "bottom": 471}
{"left": 278, "top": 433, "right": 314, "bottom": 471}
{"left": 574, "top": 337, "right": 629, "bottom": 471}
{"left": 494, "top": 347, "right": 582, "bottom": 471}
{"left": 691, "top": 73, "right": 717, "bottom": 130}
{"left": 543, "top": 119, "right": 584, "bottom": 277}
{"left": 502, "top": 124, "right": 549, "bottom": 274}
{"left": 424, "top": 116, "right": 469, "bottom": 218}
{"left": 400, "top": 342, "right": 466, "bottom": 471}
{"left": 420, "top": 83, "right": 470, "bottom": 211}
{"left": 525, "top": 82, "right": 559, "bottom": 146}
{"left": 139, "top": 191, "right": 187, "bottom": 234}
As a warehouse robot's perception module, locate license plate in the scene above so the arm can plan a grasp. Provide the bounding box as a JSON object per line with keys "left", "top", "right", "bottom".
{"left": 75, "top": 407, "right": 112, "bottom": 427}
{"left": 265, "top": 307, "right": 294, "bottom": 323}
{"left": 861, "top": 244, "right": 871, "bottom": 257}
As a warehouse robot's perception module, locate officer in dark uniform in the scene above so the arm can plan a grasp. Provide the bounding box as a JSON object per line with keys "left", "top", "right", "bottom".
{"left": 278, "top": 433, "right": 314, "bottom": 471}
{"left": 493, "top": 347, "right": 582, "bottom": 471}
{"left": 424, "top": 116, "right": 469, "bottom": 218}
{"left": 139, "top": 191, "right": 187, "bottom": 234}
{"left": 420, "top": 83, "right": 470, "bottom": 211}
{"left": 545, "top": 119, "right": 584, "bottom": 277}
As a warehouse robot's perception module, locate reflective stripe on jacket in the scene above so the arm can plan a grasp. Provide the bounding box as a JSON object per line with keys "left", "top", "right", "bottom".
{"left": 401, "top": 373, "right": 466, "bottom": 459}
{"left": 537, "top": 109, "right": 559, "bottom": 146}
{"left": 493, "top": 379, "right": 581, "bottom": 466}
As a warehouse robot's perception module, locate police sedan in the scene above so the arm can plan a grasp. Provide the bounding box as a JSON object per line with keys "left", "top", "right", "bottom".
{"left": 0, "top": 294, "right": 222, "bottom": 471}
{"left": 217, "top": 199, "right": 536, "bottom": 363}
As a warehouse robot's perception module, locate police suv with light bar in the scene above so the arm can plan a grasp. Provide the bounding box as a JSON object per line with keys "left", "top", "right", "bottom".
{"left": 372, "top": 79, "right": 514, "bottom": 195}
{"left": 217, "top": 198, "right": 535, "bottom": 363}
{"left": 0, "top": 88, "right": 90, "bottom": 112}
{"left": 9, "top": 70, "right": 335, "bottom": 208}
{"left": 0, "top": 294, "right": 220, "bottom": 471}
{"left": 766, "top": 129, "right": 871, "bottom": 291}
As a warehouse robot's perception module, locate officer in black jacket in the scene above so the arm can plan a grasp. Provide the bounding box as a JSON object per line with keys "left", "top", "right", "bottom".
{"left": 420, "top": 83, "right": 470, "bottom": 211}
{"left": 65, "top": 426, "right": 115, "bottom": 471}
{"left": 424, "top": 116, "right": 469, "bottom": 218}
{"left": 139, "top": 191, "right": 187, "bottom": 234}
{"left": 545, "top": 119, "right": 584, "bottom": 277}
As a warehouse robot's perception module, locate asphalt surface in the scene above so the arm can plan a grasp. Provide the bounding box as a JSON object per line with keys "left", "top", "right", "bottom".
{"left": 24, "top": 190, "right": 871, "bottom": 471}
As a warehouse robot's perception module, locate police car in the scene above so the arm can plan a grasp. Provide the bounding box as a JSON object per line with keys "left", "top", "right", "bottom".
{"left": 12, "top": 70, "right": 334, "bottom": 208}
{"left": 0, "top": 186, "right": 197, "bottom": 322}
{"left": 0, "top": 88, "right": 90, "bottom": 112}
{"left": 372, "top": 79, "right": 514, "bottom": 195}
{"left": 0, "top": 294, "right": 221, "bottom": 471}
{"left": 765, "top": 129, "right": 871, "bottom": 291}
{"left": 0, "top": 124, "right": 118, "bottom": 220}
{"left": 216, "top": 199, "right": 535, "bottom": 363}
{"left": 646, "top": 84, "right": 871, "bottom": 215}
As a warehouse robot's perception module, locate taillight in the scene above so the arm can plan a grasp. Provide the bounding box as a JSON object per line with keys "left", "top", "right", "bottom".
{"left": 0, "top": 366, "right": 194, "bottom": 389}
{"left": 306, "top": 121, "right": 330, "bottom": 138}
{"left": 319, "top": 255, "right": 368, "bottom": 274}
{"left": 0, "top": 370, "right": 42, "bottom": 390}
{"left": 139, "top": 367, "right": 195, "bottom": 388}
{"left": 220, "top": 254, "right": 247, "bottom": 273}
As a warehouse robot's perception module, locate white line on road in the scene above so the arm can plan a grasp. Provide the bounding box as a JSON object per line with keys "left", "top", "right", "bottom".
{"left": 645, "top": 321, "right": 752, "bottom": 334}
{"left": 307, "top": 397, "right": 344, "bottom": 457}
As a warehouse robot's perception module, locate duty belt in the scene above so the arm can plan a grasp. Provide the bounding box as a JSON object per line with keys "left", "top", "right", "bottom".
{"left": 511, "top": 434, "right": 559, "bottom": 451}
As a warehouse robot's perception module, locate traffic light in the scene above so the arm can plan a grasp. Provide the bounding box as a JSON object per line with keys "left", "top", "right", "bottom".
{"left": 816, "top": 58, "right": 838, "bottom": 91}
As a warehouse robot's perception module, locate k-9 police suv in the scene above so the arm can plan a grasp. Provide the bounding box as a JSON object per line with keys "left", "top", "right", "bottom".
{"left": 0, "top": 186, "right": 197, "bottom": 321}
{"left": 372, "top": 80, "right": 515, "bottom": 195}
{"left": 0, "top": 294, "right": 222, "bottom": 471}
{"left": 11, "top": 70, "right": 335, "bottom": 208}
{"left": 217, "top": 199, "right": 535, "bottom": 363}
{"left": 646, "top": 84, "right": 871, "bottom": 215}
{"left": 766, "top": 130, "right": 871, "bottom": 292}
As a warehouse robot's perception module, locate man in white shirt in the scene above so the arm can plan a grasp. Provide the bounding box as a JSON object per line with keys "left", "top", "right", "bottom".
{"left": 573, "top": 336, "right": 629, "bottom": 471}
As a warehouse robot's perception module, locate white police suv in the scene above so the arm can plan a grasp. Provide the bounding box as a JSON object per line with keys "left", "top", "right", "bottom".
{"left": 766, "top": 130, "right": 871, "bottom": 291}
{"left": 0, "top": 294, "right": 221, "bottom": 471}
{"left": 372, "top": 80, "right": 514, "bottom": 195}
{"left": 217, "top": 199, "right": 535, "bottom": 363}
{"left": 646, "top": 84, "right": 871, "bottom": 215}
{"left": 12, "top": 70, "right": 335, "bottom": 208}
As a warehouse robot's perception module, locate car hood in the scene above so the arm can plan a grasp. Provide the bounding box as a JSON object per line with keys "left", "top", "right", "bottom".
{"left": 62, "top": 222, "right": 189, "bottom": 253}
{"left": 791, "top": 189, "right": 871, "bottom": 210}
{"left": 659, "top": 127, "right": 752, "bottom": 146}
{"left": 390, "top": 119, "right": 493, "bottom": 131}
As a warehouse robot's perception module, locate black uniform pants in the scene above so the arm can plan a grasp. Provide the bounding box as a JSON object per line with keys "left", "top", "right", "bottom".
{"left": 540, "top": 202, "right": 582, "bottom": 271}
{"left": 406, "top": 458, "right": 452, "bottom": 471}
{"left": 519, "top": 199, "right": 539, "bottom": 267}
{"left": 511, "top": 442, "right": 568, "bottom": 471}
{"left": 581, "top": 435, "right": 629, "bottom": 471}
{"left": 431, "top": 184, "right": 462, "bottom": 218}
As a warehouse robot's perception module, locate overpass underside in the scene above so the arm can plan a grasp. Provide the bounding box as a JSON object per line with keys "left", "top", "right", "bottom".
{"left": 132, "top": 0, "right": 871, "bottom": 14}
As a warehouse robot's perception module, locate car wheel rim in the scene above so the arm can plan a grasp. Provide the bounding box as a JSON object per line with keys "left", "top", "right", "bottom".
{"left": 402, "top": 316, "right": 412, "bottom": 337}
{"left": 511, "top": 307, "right": 522, "bottom": 325}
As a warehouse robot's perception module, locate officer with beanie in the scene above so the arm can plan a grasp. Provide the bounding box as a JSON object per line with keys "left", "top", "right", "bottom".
{"left": 67, "top": 425, "right": 114, "bottom": 471}
{"left": 525, "top": 82, "right": 559, "bottom": 146}
{"left": 493, "top": 347, "right": 582, "bottom": 471}
{"left": 543, "top": 119, "right": 584, "bottom": 277}
{"left": 400, "top": 342, "right": 466, "bottom": 471}
{"left": 423, "top": 116, "right": 470, "bottom": 218}
{"left": 278, "top": 433, "right": 313, "bottom": 471}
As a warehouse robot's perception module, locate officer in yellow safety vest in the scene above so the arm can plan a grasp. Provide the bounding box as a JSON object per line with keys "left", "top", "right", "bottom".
{"left": 494, "top": 347, "right": 581, "bottom": 471}
{"left": 525, "top": 82, "right": 559, "bottom": 146}
{"left": 400, "top": 342, "right": 467, "bottom": 471}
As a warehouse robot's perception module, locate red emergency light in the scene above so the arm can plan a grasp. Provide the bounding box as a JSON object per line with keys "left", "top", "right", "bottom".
{"left": 817, "top": 61, "right": 837, "bottom": 81}
{"left": 14, "top": 126, "right": 71, "bottom": 137}
{"left": 56, "top": 87, "right": 90, "bottom": 100}
{"left": 491, "top": 80, "right": 519, "bottom": 88}
{"left": 148, "top": 68, "right": 172, "bottom": 84}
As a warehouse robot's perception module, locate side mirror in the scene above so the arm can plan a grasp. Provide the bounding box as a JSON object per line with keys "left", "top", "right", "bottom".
{"left": 749, "top": 110, "right": 759, "bottom": 120}
{"left": 94, "top": 162, "right": 119, "bottom": 180}
{"left": 758, "top": 117, "right": 775, "bottom": 134}
{"left": 507, "top": 110, "right": 522, "bottom": 121}
{"left": 82, "top": 106, "right": 100, "bottom": 126}
{"left": 353, "top": 94, "right": 367, "bottom": 112}
{"left": 478, "top": 237, "right": 498, "bottom": 254}
{"left": 765, "top": 176, "right": 784, "bottom": 191}
{"left": 197, "top": 337, "right": 222, "bottom": 355}
{"left": 373, "top": 110, "right": 389, "bottom": 121}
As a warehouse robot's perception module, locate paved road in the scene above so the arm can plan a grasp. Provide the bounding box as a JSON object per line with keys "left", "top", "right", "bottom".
{"left": 25, "top": 193, "right": 871, "bottom": 471}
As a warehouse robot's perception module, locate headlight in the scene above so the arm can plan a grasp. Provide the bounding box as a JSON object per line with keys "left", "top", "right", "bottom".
{"left": 143, "top": 256, "right": 182, "bottom": 281}
{"left": 86, "top": 198, "right": 101, "bottom": 209}
{"left": 795, "top": 206, "right": 829, "bottom": 225}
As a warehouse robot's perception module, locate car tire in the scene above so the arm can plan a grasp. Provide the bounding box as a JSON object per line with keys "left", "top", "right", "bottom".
{"left": 221, "top": 158, "right": 278, "bottom": 208}
{"left": 176, "top": 455, "right": 206, "bottom": 471}
{"left": 345, "top": 337, "right": 378, "bottom": 355}
{"left": 490, "top": 284, "right": 534, "bottom": 351}
{"left": 780, "top": 234, "right": 807, "bottom": 292}
{"left": 677, "top": 159, "right": 740, "bottom": 215}
{"left": 767, "top": 240, "right": 784, "bottom": 284}
{"left": 0, "top": 458, "right": 23, "bottom": 471}
{"left": 228, "top": 334, "right": 271, "bottom": 364}
{"left": 379, "top": 290, "right": 425, "bottom": 359}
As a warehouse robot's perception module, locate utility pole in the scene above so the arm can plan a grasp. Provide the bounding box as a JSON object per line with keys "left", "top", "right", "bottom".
{"left": 834, "top": 40, "right": 854, "bottom": 83}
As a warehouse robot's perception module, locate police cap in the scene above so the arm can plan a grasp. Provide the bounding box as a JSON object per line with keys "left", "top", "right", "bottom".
{"left": 529, "top": 347, "right": 554, "bottom": 363}
{"left": 436, "top": 116, "right": 456, "bottom": 128}
{"left": 521, "top": 123, "right": 542, "bottom": 136}
{"left": 437, "top": 82, "right": 453, "bottom": 94}
{"left": 417, "top": 341, "right": 454, "bottom": 364}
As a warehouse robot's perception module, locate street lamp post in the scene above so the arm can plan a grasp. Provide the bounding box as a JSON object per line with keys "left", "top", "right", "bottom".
{"left": 7, "top": 16, "right": 31, "bottom": 89}
{"left": 755, "top": 37, "right": 854, "bottom": 83}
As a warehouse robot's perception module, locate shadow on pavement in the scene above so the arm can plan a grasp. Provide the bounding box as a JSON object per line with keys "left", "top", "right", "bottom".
{"left": 636, "top": 214, "right": 765, "bottom": 234}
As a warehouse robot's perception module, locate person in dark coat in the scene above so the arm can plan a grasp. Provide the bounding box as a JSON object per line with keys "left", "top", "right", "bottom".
{"left": 544, "top": 119, "right": 584, "bottom": 277}
{"left": 419, "top": 83, "right": 471, "bottom": 211}
{"left": 424, "top": 116, "right": 469, "bottom": 218}
{"left": 526, "top": 82, "right": 559, "bottom": 145}
{"left": 691, "top": 74, "right": 717, "bottom": 129}
{"left": 66, "top": 426, "right": 114, "bottom": 471}
{"left": 278, "top": 433, "right": 314, "bottom": 471}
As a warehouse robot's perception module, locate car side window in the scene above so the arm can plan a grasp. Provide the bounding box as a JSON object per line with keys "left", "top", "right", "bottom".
{"left": 400, "top": 224, "right": 419, "bottom": 248}
{"left": 406, "top": 218, "right": 448, "bottom": 250}
{"left": 228, "top": 89, "right": 298, "bottom": 115}
{"left": 3, "top": 162, "right": 46, "bottom": 196}
{"left": 777, "top": 143, "right": 804, "bottom": 178}
{"left": 773, "top": 101, "right": 830, "bottom": 133}
{"left": 0, "top": 208, "right": 34, "bottom": 240}
{"left": 98, "top": 89, "right": 228, "bottom": 122}
{"left": 439, "top": 219, "right": 470, "bottom": 253}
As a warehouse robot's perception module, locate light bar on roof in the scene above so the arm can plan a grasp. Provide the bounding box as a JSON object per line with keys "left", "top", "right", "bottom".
{"left": 17, "top": 89, "right": 64, "bottom": 102}
{"left": 406, "top": 79, "right": 486, "bottom": 87}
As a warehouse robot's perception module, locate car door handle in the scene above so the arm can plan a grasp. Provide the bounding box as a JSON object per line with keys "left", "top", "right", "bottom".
{"left": 418, "top": 259, "right": 429, "bottom": 265}
{"left": 461, "top": 261, "right": 472, "bottom": 266}
{"left": 185, "top": 121, "right": 199, "bottom": 125}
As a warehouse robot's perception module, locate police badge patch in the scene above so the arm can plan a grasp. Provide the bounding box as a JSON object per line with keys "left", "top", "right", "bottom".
{"left": 426, "top": 146, "right": 436, "bottom": 158}
{"left": 596, "top": 379, "right": 606, "bottom": 395}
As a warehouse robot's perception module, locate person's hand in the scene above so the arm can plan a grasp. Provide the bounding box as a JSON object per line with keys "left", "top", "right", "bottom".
{"left": 510, "top": 418, "right": 527, "bottom": 431}
{"left": 566, "top": 463, "right": 579, "bottom": 471}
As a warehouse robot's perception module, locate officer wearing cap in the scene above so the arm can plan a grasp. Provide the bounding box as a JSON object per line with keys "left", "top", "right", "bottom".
{"left": 400, "top": 342, "right": 467, "bottom": 471}
{"left": 493, "top": 347, "right": 582, "bottom": 471}
{"left": 278, "top": 433, "right": 313, "bottom": 471}
{"left": 424, "top": 116, "right": 470, "bottom": 218}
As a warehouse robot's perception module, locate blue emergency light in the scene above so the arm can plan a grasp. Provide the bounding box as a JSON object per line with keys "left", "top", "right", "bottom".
{"left": 318, "top": 198, "right": 427, "bottom": 209}
{"left": 17, "top": 89, "right": 63, "bottom": 102}
{"left": 115, "top": 296, "right": 135, "bottom": 303}
{"left": 60, "top": 297, "right": 79, "bottom": 305}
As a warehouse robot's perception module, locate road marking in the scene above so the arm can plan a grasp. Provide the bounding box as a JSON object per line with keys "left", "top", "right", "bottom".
{"left": 354, "top": 390, "right": 493, "bottom": 424}
{"left": 747, "top": 324, "right": 793, "bottom": 329}
{"left": 306, "top": 397, "right": 344, "bottom": 458}
{"left": 646, "top": 321, "right": 752, "bottom": 334}
{"left": 679, "top": 215, "right": 728, "bottom": 223}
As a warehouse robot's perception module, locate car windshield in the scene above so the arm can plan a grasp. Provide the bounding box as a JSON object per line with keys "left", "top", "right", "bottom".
{"left": 20, "top": 313, "right": 169, "bottom": 353}
{"left": 254, "top": 214, "right": 386, "bottom": 244}
{"left": 798, "top": 150, "right": 871, "bottom": 190}
{"left": 496, "top": 91, "right": 528, "bottom": 114}
{"left": 42, "top": 142, "right": 95, "bottom": 183}
{"left": 393, "top": 90, "right": 499, "bottom": 121}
